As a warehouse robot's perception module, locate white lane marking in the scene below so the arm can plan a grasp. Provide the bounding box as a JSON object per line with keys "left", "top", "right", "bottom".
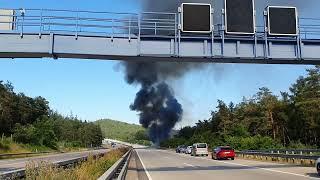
{"left": 183, "top": 163, "right": 195, "bottom": 167}
{"left": 163, "top": 156, "right": 171, "bottom": 160}
{"left": 136, "top": 150, "right": 153, "bottom": 180}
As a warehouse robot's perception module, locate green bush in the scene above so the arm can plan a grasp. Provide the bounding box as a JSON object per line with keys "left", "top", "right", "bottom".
{"left": 225, "top": 135, "right": 283, "bottom": 150}
{"left": 13, "top": 117, "right": 58, "bottom": 149}
{"left": 0, "top": 141, "right": 9, "bottom": 151}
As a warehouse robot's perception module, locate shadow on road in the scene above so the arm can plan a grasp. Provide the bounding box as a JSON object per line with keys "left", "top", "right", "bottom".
{"left": 306, "top": 173, "right": 320, "bottom": 178}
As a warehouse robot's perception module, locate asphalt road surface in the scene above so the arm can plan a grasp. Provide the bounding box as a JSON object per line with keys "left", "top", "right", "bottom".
{"left": 136, "top": 148, "right": 320, "bottom": 180}
{"left": 0, "top": 149, "right": 109, "bottom": 174}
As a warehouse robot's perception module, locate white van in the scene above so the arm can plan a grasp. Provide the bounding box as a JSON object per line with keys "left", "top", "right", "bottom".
{"left": 191, "top": 143, "right": 208, "bottom": 156}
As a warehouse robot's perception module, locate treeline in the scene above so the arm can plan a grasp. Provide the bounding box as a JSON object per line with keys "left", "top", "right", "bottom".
{"left": 0, "top": 81, "right": 103, "bottom": 149}
{"left": 162, "top": 66, "right": 320, "bottom": 150}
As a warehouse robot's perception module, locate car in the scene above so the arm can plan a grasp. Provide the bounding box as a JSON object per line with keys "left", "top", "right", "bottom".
{"left": 212, "top": 146, "right": 235, "bottom": 160}
{"left": 185, "top": 146, "right": 192, "bottom": 154}
{"left": 180, "top": 145, "right": 187, "bottom": 153}
{"left": 176, "top": 145, "right": 187, "bottom": 153}
{"left": 111, "top": 142, "right": 116, "bottom": 148}
{"left": 191, "top": 143, "right": 208, "bottom": 156}
{"left": 316, "top": 158, "right": 320, "bottom": 176}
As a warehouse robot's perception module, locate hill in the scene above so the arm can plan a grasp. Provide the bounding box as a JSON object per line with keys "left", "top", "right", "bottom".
{"left": 95, "top": 119, "right": 146, "bottom": 142}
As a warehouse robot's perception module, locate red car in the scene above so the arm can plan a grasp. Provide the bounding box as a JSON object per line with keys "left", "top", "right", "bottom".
{"left": 212, "top": 146, "right": 235, "bottom": 160}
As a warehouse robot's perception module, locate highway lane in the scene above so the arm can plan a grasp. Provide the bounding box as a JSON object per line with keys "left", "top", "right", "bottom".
{"left": 0, "top": 149, "right": 109, "bottom": 174}
{"left": 136, "top": 148, "right": 320, "bottom": 180}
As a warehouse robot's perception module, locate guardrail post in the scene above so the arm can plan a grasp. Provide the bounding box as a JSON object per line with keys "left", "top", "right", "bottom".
{"left": 221, "top": 9, "right": 225, "bottom": 57}
{"left": 128, "top": 16, "right": 131, "bottom": 42}
{"left": 20, "top": 8, "right": 25, "bottom": 38}
{"left": 75, "top": 10, "right": 79, "bottom": 40}
{"left": 138, "top": 14, "right": 141, "bottom": 56}
{"left": 39, "top": 9, "right": 43, "bottom": 38}
{"left": 111, "top": 18, "right": 114, "bottom": 42}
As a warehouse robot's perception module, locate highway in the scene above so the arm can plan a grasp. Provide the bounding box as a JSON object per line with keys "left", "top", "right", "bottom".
{"left": 0, "top": 149, "right": 109, "bottom": 174}
{"left": 135, "top": 148, "right": 320, "bottom": 180}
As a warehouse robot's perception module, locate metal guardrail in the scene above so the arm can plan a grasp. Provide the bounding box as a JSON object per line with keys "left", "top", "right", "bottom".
{"left": 0, "top": 151, "right": 56, "bottom": 158}
{"left": 241, "top": 149, "right": 320, "bottom": 155}
{"left": 238, "top": 151, "right": 320, "bottom": 160}
{"left": 98, "top": 148, "right": 132, "bottom": 180}
{"left": 0, "top": 151, "right": 106, "bottom": 180}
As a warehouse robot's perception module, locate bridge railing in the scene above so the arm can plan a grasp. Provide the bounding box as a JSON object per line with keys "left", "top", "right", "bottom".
{"left": 1, "top": 8, "right": 320, "bottom": 41}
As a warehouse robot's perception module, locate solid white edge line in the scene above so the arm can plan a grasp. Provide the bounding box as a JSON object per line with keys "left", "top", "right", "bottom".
{"left": 136, "top": 149, "right": 153, "bottom": 180}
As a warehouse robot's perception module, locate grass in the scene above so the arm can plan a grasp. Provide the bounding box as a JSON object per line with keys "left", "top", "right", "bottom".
{"left": 25, "top": 148, "right": 128, "bottom": 180}
{"left": 0, "top": 138, "right": 94, "bottom": 160}
{"left": 0, "top": 138, "right": 52, "bottom": 154}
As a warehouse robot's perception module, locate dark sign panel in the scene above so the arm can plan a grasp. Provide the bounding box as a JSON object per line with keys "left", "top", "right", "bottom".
{"left": 225, "top": 0, "right": 255, "bottom": 34}
{"left": 268, "top": 6, "right": 298, "bottom": 36}
{"left": 182, "top": 3, "right": 212, "bottom": 33}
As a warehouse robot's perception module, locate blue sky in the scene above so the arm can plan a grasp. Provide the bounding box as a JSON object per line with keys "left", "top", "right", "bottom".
{"left": 0, "top": 0, "right": 317, "bottom": 126}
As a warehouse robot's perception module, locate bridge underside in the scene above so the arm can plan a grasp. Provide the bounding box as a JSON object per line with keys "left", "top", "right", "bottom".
{"left": 1, "top": 33, "right": 320, "bottom": 65}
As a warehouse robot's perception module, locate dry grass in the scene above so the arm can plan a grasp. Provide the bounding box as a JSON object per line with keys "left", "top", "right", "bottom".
{"left": 25, "top": 148, "right": 128, "bottom": 180}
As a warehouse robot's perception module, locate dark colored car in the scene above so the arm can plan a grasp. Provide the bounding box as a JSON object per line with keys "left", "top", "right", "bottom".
{"left": 212, "top": 146, "right": 235, "bottom": 160}
{"left": 176, "top": 145, "right": 187, "bottom": 153}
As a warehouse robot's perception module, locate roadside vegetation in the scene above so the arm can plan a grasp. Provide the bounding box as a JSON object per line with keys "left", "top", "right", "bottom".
{"left": 96, "top": 119, "right": 151, "bottom": 146}
{"left": 25, "top": 148, "right": 128, "bottom": 180}
{"left": 0, "top": 81, "right": 103, "bottom": 153}
{"left": 162, "top": 66, "right": 320, "bottom": 150}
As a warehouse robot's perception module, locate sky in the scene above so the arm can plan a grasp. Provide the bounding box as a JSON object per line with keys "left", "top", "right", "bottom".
{"left": 0, "top": 0, "right": 318, "bottom": 127}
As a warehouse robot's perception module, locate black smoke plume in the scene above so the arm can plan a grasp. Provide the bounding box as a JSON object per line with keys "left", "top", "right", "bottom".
{"left": 123, "top": 61, "right": 202, "bottom": 144}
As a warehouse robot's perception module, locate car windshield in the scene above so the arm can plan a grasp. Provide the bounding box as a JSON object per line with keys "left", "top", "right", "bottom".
{"left": 197, "top": 144, "right": 207, "bottom": 148}
{"left": 221, "top": 147, "right": 233, "bottom": 151}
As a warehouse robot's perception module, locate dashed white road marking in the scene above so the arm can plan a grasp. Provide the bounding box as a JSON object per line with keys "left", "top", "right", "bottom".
{"left": 183, "top": 163, "right": 195, "bottom": 167}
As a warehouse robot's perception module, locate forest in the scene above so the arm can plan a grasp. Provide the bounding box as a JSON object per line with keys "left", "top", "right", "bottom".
{"left": 0, "top": 81, "right": 103, "bottom": 150}
{"left": 162, "top": 66, "right": 320, "bottom": 150}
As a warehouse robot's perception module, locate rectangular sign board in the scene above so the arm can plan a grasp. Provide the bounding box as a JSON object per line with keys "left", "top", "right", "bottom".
{"left": 268, "top": 6, "right": 298, "bottom": 36}
{"left": 181, "top": 3, "right": 212, "bottom": 33}
{"left": 225, "top": 0, "right": 255, "bottom": 34}
{"left": 0, "top": 9, "right": 15, "bottom": 30}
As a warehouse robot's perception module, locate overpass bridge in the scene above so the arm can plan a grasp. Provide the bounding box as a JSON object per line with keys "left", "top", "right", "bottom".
{"left": 1, "top": 8, "right": 320, "bottom": 65}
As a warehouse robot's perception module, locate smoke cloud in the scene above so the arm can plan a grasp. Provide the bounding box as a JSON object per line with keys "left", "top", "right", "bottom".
{"left": 123, "top": 61, "right": 203, "bottom": 144}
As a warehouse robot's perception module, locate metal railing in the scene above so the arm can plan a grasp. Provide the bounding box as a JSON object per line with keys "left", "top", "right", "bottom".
{"left": 0, "top": 151, "right": 107, "bottom": 179}
{"left": 1, "top": 8, "right": 320, "bottom": 40}
{"left": 0, "top": 151, "right": 55, "bottom": 159}
{"left": 241, "top": 149, "right": 320, "bottom": 155}
{"left": 98, "top": 148, "right": 132, "bottom": 180}
{"left": 238, "top": 150, "right": 320, "bottom": 166}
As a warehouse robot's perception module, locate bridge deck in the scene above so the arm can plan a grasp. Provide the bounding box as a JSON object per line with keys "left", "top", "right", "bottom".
{"left": 1, "top": 8, "right": 320, "bottom": 65}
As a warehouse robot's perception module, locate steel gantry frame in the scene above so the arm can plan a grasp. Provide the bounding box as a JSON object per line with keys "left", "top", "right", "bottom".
{"left": 1, "top": 8, "right": 320, "bottom": 64}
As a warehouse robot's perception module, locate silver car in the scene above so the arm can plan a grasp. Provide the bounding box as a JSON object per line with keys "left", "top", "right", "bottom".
{"left": 185, "top": 146, "right": 192, "bottom": 154}
{"left": 317, "top": 158, "right": 320, "bottom": 176}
